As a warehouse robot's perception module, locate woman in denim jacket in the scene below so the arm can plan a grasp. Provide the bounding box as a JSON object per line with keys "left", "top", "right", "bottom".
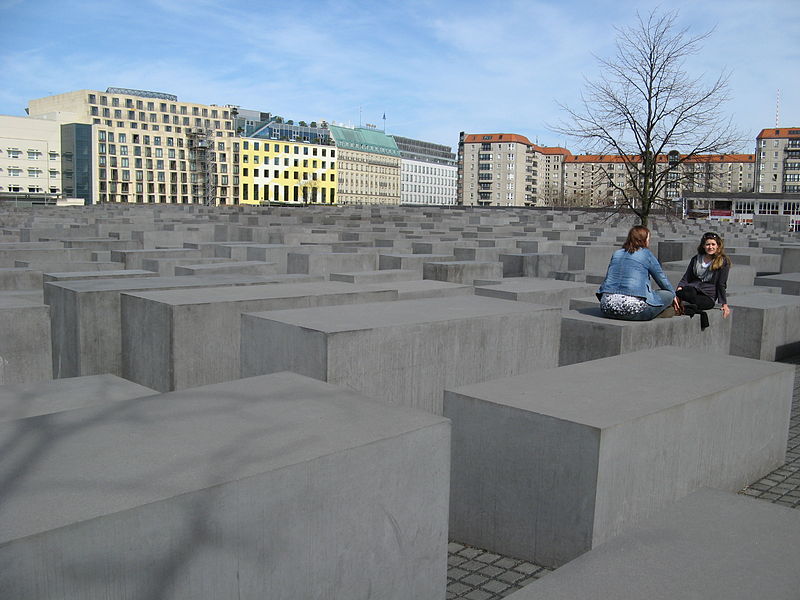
{"left": 596, "top": 225, "right": 675, "bottom": 321}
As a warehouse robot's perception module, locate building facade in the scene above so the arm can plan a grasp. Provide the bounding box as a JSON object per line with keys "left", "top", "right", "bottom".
{"left": 755, "top": 127, "right": 800, "bottom": 194}
{"left": 560, "top": 153, "right": 755, "bottom": 207}
{"left": 27, "top": 88, "right": 238, "bottom": 205}
{"left": 0, "top": 115, "right": 64, "bottom": 202}
{"left": 239, "top": 138, "right": 337, "bottom": 205}
{"left": 458, "top": 132, "right": 571, "bottom": 207}
{"left": 391, "top": 135, "right": 457, "bottom": 206}
{"left": 329, "top": 126, "right": 400, "bottom": 205}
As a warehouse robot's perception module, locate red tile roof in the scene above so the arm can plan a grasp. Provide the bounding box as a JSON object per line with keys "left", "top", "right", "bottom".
{"left": 756, "top": 128, "right": 800, "bottom": 140}
{"left": 563, "top": 153, "right": 754, "bottom": 164}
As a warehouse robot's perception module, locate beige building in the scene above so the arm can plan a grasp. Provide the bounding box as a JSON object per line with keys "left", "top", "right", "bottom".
{"left": 457, "top": 132, "right": 570, "bottom": 207}
{"left": 755, "top": 127, "right": 800, "bottom": 194}
{"left": 329, "top": 125, "right": 400, "bottom": 205}
{"left": 561, "top": 153, "right": 755, "bottom": 207}
{"left": 27, "top": 88, "right": 238, "bottom": 205}
{"left": 0, "top": 115, "right": 64, "bottom": 201}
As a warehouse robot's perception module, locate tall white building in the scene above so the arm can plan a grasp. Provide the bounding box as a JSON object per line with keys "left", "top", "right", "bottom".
{"left": 392, "top": 136, "right": 457, "bottom": 206}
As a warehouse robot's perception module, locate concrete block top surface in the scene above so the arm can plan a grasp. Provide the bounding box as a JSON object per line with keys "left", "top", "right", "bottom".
{"left": 45, "top": 273, "right": 317, "bottom": 293}
{"left": 0, "top": 371, "right": 447, "bottom": 544}
{"left": 122, "top": 280, "right": 397, "bottom": 305}
{"left": 756, "top": 273, "right": 800, "bottom": 283}
{"left": 0, "top": 374, "right": 157, "bottom": 423}
{"left": 247, "top": 295, "right": 557, "bottom": 333}
{"left": 446, "top": 347, "right": 793, "bottom": 429}
{"left": 475, "top": 278, "right": 595, "bottom": 292}
{"left": 505, "top": 489, "right": 800, "bottom": 600}
{"left": 728, "top": 292, "right": 800, "bottom": 308}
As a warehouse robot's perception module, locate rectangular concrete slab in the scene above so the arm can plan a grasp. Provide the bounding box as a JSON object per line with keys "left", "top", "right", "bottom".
{"left": 0, "top": 372, "right": 449, "bottom": 600}
{"left": 46, "top": 273, "right": 322, "bottom": 379}
{"left": 122, "top": 281, "right": 399, "bottom": 391}
{"left": 0, "top": 296, "right": 51, "bottom": 385}
{"left": 445, "top": 347, "right": 793, "bottom": 567}
{"left": 0, "top": 374, "right": 156, "bottom": 423}
{"left": 559, "top": 306, "right": 732, "bottom": 366}
{"left": 504, "top": 489, "right": 800, "bottom": 600}
{"left": 475, "top": 278, "right": 597, "bottom": 309}
{"left": 241, "top": 295, "right": 561, "bottom": 414}
{"left": 728, "top": 292, "right": 800, "bottom": 360}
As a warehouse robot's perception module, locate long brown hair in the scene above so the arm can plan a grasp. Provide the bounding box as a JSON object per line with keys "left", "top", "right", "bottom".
{"left": 622, "top": 225, "right": 650, "bottom": 253}
{"left": 697, "top": 232, "right": 730, "bottom": 270}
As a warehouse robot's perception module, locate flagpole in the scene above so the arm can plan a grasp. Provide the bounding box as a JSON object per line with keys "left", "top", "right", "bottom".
{"left": 382, "top": 112, "right": 386, "bottom": 132}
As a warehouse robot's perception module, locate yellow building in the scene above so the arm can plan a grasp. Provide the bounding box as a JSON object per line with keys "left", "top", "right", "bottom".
{"left": 27, "top": 88, "right": 238, "bottom": 205}
{"left": 239, "top": 138, "right": 337, "bottom": 205}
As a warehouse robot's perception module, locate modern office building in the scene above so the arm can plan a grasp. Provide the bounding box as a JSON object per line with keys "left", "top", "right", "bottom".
{"left": 27, "top": 88, "right": 238, "bottom": 205}
{"left": 391, "top": 135, "right": 457, "bottom": 206}
{"left": 755, "top": 127, "right": 800, "bottom": 194}
{"left": 329, "top": 125, "right": 400, "bottom": 205}
{"left": 239, "top": 137, "right": 337, "bottom": 205}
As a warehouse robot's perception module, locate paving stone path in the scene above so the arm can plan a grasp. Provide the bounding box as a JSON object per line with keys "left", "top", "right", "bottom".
{"left": 446, "top": 353, "right": 800, "bottom": 600}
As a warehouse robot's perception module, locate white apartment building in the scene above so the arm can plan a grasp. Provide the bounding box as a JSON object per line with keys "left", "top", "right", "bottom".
{"left": 0, "top": 115, "right": 64, "bottom": 201}
{"left": 27, "top": 88, "right": 238, "bottom": 205}
{"left": 755, "top": 127, "right": 800, "bottom": 194}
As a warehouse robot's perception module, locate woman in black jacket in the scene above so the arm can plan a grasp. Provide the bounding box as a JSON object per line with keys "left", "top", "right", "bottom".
{"left": 672, "top": 232, "right": 731, "bottom": 327}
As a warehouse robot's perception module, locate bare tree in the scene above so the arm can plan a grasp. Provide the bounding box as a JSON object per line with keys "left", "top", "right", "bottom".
{"left": 554, "top": 10, "right": 742, "bottom": 226}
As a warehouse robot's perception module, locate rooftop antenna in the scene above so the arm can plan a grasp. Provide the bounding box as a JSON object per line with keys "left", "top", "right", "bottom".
{"left": 776, "top": 89, "right": 781, "bottom": 127}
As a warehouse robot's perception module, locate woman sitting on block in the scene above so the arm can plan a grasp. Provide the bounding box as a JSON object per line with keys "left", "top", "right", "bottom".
{"left": 672, "top": 232, "right": 731, "bottom": 329}
{"left": 596, "top": 225, "right": 675, "bottom": 321}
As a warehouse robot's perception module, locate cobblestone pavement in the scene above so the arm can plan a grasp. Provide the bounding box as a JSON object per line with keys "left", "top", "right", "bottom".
{"left": 446, "top": 354, "right": 800, "bottom": 600}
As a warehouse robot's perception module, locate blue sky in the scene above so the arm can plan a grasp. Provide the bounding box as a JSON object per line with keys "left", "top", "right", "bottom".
{"left": 1, "top": 0, "right": 798, "bottom": 152}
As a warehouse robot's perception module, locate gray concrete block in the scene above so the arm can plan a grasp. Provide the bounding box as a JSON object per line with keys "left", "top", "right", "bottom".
{"left": 329, "top": 269, "right": 419, "bottom": 284}
{"left": 0, "top": 297, "right": 51, "bottom": 385}
{"left": 755, "top": 273, "right": 800, "bottom": 295}
{"left": 361, "top": 280, "right": 473, "bottom": 300}
{"left": 46, "top": 274, "right": 322, "bottom": 379}
{"left": 445, "top": 348, "right": 794, "bottom": 568}
{"left": 559, "top": 306, "right": 732, "bottom": 366}
{"left": 0, "top": 268, "right": 43, "bottom": 290}
{"left": 110, "top": 248, "right": 202, "bottom": 270}
{"left": 475, "top": 278, "right": 597, "bottom": 309}
{"left": 0, "top": 374, "right": 156, "bottom": 423}
{"left": 504, "top": 489, "right": 800, "bottom": 600}
{"left": 378, "top": 253, "right": 453, "bottom": 272}
{"left": 174, "top": 261, "right": 280, "bottom": 277}
{"left": 241, "top": 296, "right": 560, "bottom": 414}
{"left": 122, "top": 282, "right": 398, "bottom": 392}
{"left": 141, "top": 257, "right": 232, "bottom": 276}
{"left": 423, "top": 260, "right": 503, "bottom": 285}
{"left": 779, "top": 246, "right": 800, "bottom": 273}
{"left": 564, "top": 245, "right": 618, "bottom": 272}
{"left": 0, "top": 372, "right": 449, "bottom": 600}
{"left": 42, "top": 270, "right": 159, "bottom": 283}
{"left": 287, "top": 251, "right": 378, "bottom": 277}
{"left": 245, "top": 244, "right": 334, "bottom": 273}
{"left": 728, "top": 292, "right": 800, "bottom": 360}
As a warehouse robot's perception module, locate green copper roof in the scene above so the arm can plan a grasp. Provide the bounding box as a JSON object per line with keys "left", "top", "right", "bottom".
{"left": 328, "top": 125, "right": 400, "bottom": 157}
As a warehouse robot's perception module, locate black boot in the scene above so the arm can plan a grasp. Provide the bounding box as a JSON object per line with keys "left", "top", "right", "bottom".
{"left": 683, "top": 302, "right": 698, "bottom": 317}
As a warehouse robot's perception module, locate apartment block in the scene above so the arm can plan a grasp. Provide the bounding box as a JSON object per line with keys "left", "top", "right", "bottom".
{"left": 27, "top": 88, "right": 238, "bottom": 205}
{"left": 755, "top": 127, "right": 800, "bottom": 194}
{"left": 561, "top": 152, "right": 755, "bottom": 207}
{"left": 0, "top": 115, "right": 64, "bottom": 201}
{"left": 391, "top": 135, "right": 457, "bottom": 206}
{"left": 239, "top": 138, "right": 337, "bottom": 205}
{"left": 329, "top": 125, "right": 400, "bottom": 205}
{"left": 458, "top": 132, "right": 571, "bottom": 207}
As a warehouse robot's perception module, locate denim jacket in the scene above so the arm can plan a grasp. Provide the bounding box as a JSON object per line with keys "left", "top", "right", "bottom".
{"left": 596, "top": 248, "right": 675, "bottom": 306}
